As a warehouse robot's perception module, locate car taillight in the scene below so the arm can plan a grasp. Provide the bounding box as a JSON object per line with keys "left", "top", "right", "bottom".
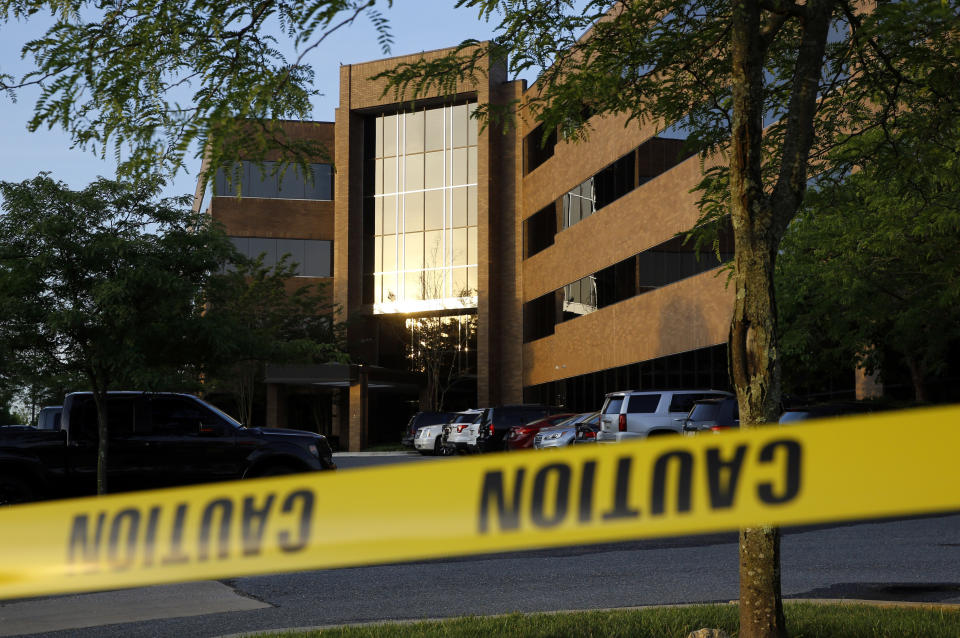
{"left": 457, "top": 424, "right": 466, "bottom": 433}
{"left": 710, "top": 425, "right": 732, "bottom": 432}
{"left": 618, "top": 414, "right": 626, "bottom": 432}
{"left": 583, "top": 430, "right": 596, "bottom": 439}
{"left": 489, "top": 423, "right": 495, "bottom": 435}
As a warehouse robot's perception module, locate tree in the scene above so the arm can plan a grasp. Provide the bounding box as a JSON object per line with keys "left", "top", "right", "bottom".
{"left": 777, "top": 118, "right": 960, "bottom": 403}
{"left": 0, "top": 0, "right": 393, "bottom": 182}
{"left": 377, "top": 2, "right": 960, "bottom": 636}
{"left": 202, "top": 254, "right": 348, "bottom": 426}
{"left": 0, "top": 175, "right": 237, "bottom": 494}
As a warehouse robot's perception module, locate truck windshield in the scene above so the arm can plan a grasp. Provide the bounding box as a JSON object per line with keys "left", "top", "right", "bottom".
{"left": 203, "top": 402, "right": 243, "bottom": 429}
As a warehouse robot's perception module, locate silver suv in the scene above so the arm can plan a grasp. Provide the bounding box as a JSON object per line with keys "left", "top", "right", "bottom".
{"left": 597, "top": 390, "right": 733, "bottom": 442}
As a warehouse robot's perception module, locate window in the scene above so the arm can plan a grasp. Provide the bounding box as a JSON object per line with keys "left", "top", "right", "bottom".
{"left": 669, "top": 393, "right": 724, "bottom": 413}
{"left": 602, "top": 397, "right": 624, "bottom": 414}
{"left": 364, "top": 102, "right": 479, "bottom": 313}
{"left": 524, "top": 123, "right": 557, "bottom": 174}
{"left": 627, "top": 394, "right": 661, "bottom": 413}
{"left": 524, "top": 203, "right": 557, "bottom": 258}
{"left": 214, "top": 162, "right": 333, "bottom": 200}
{"left": 230, "top": 237, "right": 332, "bottom": 277}
{"left": 148, "top": 397, "right": 213, "bottom": 435}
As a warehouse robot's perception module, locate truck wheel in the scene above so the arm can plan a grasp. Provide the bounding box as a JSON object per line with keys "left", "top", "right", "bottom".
{"left": 0, "top": 477, "right": 34, "bottom": 505}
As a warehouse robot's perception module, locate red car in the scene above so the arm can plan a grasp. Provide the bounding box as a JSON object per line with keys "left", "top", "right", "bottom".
{"left": 505, "top": 413, "right": 576, "bottom": 450}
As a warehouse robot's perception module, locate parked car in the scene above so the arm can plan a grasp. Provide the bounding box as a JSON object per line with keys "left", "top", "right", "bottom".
{"left": 401, "top": 411, "right": 455, "bottom": 448}
{"left": 476, "top": 405, "right": 566, "bottom": 452}
{"left": 413, "top": 413, "right": 463, "bottom": 457}
{"left": 0, "top": 391, "right": 336, "bottom": 505}
{"left": 534, "top": 412, "right": 601, "bottom": 449}
{"left": 597, "top": 389, "right": 733, "bottom": 442}
{"left": 505, "top": 413, "right": 576, "bottom": 450}
{"left": 443, "top": 409, "right": 483, "bottom": 454}
{"left": 36, "top": 405, "right": 62, "bottom": 431}
{"left": 681, "top": 397, "right": 740, "bottom": 434}
{"left": 779, "top": 401, "right": 883, "bottom": 424}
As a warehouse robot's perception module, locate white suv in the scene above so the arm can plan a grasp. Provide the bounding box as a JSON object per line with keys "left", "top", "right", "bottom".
{"left": 597, "top": 390, "right": 733, "bottom": 442}
{"left": 444, "top": 409, "right": 483, "bottom": 454}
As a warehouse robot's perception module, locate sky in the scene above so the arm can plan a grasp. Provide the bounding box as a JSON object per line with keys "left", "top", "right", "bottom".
{"left": 0, "top": 3, "right": 504, "bottom": 201}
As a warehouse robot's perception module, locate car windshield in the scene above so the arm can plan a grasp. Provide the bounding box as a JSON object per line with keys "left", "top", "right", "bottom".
{"left": 688, "top": 403, "right": 720, "bottom": 420}
{"left": 202, "top": 402, "right": 243, "bottom": 429}
{"left": 453, "top": 413, "right": 476, "bottom": 423}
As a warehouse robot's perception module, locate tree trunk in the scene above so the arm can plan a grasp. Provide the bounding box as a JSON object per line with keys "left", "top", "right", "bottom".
{"left": 905, "top": 355, "right": 928, "bottom": 403}
{"left": 730, "top": 0, "right": 788, "bottom": 635}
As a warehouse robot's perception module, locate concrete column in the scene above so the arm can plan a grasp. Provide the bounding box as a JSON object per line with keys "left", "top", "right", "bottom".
{"left": 348, "top": 367, "right": 369, "bottom": 451}
{"left": 265, "top": 383, "right": 286, "bottom": 428}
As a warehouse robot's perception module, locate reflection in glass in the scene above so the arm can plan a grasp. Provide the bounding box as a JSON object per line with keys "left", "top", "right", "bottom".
{"left": 365, "top": 101, "right": 479, "bottom": 313}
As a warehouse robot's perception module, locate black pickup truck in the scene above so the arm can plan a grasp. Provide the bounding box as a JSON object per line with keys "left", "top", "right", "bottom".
{"left": 0, "top": 391, "right": 336, "bottom": 505}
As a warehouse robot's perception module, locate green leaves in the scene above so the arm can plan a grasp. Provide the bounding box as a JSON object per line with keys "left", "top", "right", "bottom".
{"left": 2, "top": 0, "right": 393, "bottom": 181}
{"left": 0, "top": 174, "right": 236, "bottom": 394}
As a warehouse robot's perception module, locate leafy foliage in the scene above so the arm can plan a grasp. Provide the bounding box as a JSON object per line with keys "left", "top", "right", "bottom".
{"left": 0, "top": 174, "right": 237, "bottom": 492}
{"left": 778, "top": 121, "right": 960, "bottom": 402}
{"left": 202, "top": 254, "right": 348, "bottom": 425}
{"left": 0, "top": 0, "right": 395, "bottom": 181}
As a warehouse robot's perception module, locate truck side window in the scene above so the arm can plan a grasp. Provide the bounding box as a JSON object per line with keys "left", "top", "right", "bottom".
{"left": 149, "top": 397, "right": 211, "bottom": 435}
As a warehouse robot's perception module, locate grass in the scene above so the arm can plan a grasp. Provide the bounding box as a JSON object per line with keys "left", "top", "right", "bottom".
{"left": 251, "top": 602, "right": 960, "bottom": 638}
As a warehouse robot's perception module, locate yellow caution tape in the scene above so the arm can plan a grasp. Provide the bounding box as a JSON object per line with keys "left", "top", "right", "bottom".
{"left": 1, "top": 405, "right": 958, "bottom": 600}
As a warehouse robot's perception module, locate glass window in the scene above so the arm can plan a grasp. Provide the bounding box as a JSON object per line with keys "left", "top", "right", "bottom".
{"left": 375, "top": 117, "right": 384, "bottom": 159}
{"left": 467, "top": 265, "right": 478, "bottom": 294}
{"left": 424, "top": 230, "right": 443, "bottom": 269}
{"left": 405, "top": 271, "right": 424, "bottom": 300}
{"left": 249, "top": 238, "right": 277, "bottom": 267}
{"left": 602, "top": 397, "right": 623, "bottom": 415}
{"left": 468, "top": 227, "right": 478, "bottom": 265}
{"left": 303, "top": 240, "right": 332, "bottom": 277}
{"left": 382, "top": 195, "right": 397, "bottom": 234}
{"left": 383, "top": 114, "right": 398, "bottom": 156}
{"left": 422, "top": 269, "right": 444, "bottom": 299}
{"left": 230, "top": 237, "right": 249, "bottom": 257}
{"left": 382, "top": 272, "right": 398, "bottom": 302}
{"left": 451, "top": 187, "right": 468, "bottom": 228}
{"left": 424, "top": 151, "right": 444, "bottom": 189}
{"left": 451, "top": 267, "right": 468, "bottom": 297}
{"left": 405, "top": 110, "right": 424, "bottom": 154}
{"left": 451, "top": 228, "right": 467, "bottom": 266}
{"left": 149, "top": 397, "right": 212, "bottom": 435}
{"left": 277, "top": 239, "right": 305, "bottom": 274}
{"left": 451, "top": 148, "right": 468, "bottom": 186}
{"left": 374, "top": 158, "right": 383, "bottom": 195}
{"left": 425, "top": 108, "right": 444, "bottom": 152}
{"left": 468, "top": 103, "right": 478, "bottom": 146}
{"left": 452, "top": 104, "right": 469, "bottom": 148}
{"left": 374, "top": 197, "right": 383, "bottom": 235}
{"left": 277, "top": 166, "right": 304, "bottom": 199}
{"left": 405, "top": 153, "right": 424, "bottom": 191}
{"left": 310, "top": 164, "right": 333, "bottom": 200}
{"left": 382, "top": 235, "right": 397, "bottom": 272}
{"left": 404, "top": 232, "right": 424, "bottom": 271}
{"left": 424, "top": 190, "right": 444, "bottom": 230}
{"left": 383, "top": 157, "right": 397, "bottom": 194}
{"left": 468, "top": 147, "right": 478, "bottom": 184}
{"left": 404, "top": 192, "right": 424, "bottom": 232}
{"left": 627, "top": 394, "right": 661, "bottom": 413}
{"left": 467, "top": 186, "right": 477, "bottom": 226}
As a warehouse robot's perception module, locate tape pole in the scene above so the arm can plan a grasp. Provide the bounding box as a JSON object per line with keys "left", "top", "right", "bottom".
{"left": 0, "top": 405, "right": 958, "bottom": 600}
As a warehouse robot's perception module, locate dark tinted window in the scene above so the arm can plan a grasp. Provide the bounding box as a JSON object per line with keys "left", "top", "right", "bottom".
{"left": 149, "top": 397, "right": 215, "bottom": 435}
{"left": 669, "top": 393, "right": 726, "bottom": 413}
{"left": 627, "top": 394, "right": 661, "bottom": 413}
{"left": 688, "top": 402, "right": 720, "bottom": 420}
{"left": 602, "top": 397, "right": 624, "bottom": 414}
